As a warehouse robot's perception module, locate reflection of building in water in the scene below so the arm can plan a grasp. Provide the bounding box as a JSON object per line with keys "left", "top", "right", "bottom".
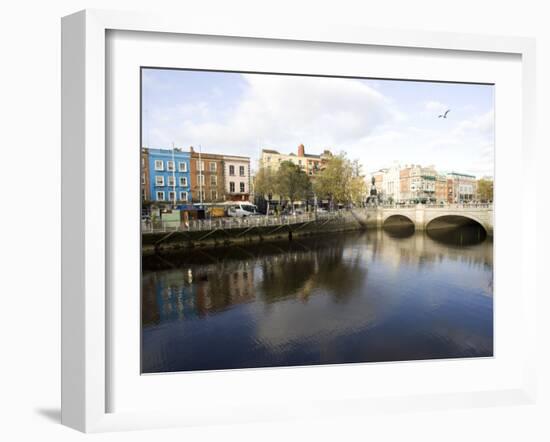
{"left": 142, "top": 264, "right": 257, "bottom": 324}
{"left": 141, "top": 270, "right": 199, "bottom": 324}
{"left": 195, "top": 263, "right": 256, "bottom": 317}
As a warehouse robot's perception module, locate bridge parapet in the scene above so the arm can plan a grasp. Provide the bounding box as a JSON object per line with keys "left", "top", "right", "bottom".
{"left": 377, "top": 204, "right": 493, "bottom": 235}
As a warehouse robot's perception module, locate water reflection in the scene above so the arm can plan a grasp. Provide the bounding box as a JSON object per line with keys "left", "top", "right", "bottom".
{"left": 427, "top": 224, "right": 487, "bottom": 246}
{"left": 142, "top": 228, "right": 493, "bottom": 373}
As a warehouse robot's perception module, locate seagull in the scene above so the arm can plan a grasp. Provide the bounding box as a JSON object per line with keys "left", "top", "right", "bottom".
{"left": 438, "top": 109, "right": 450, "bottom": 118}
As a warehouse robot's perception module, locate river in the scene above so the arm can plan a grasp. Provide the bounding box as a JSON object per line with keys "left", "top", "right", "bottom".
{"left": 142, "top": 225, "right": 493, "bottom": 373}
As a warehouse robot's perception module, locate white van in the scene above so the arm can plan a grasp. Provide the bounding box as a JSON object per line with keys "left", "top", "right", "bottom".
{"left": 226, "top": 203, "right": 258, "bottom": 217}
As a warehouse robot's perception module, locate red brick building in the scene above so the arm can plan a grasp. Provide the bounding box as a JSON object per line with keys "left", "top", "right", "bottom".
{"left": 189, "top": 147, "right": 225, "bottom": 203}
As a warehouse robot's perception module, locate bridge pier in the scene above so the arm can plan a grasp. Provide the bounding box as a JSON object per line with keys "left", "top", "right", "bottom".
{"left": 414, "top": 204, "right": 426, "bottom": 231}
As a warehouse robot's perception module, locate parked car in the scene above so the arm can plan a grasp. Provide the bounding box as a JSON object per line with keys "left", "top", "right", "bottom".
{"left": 226, "top": 203, "right": 259, "bottom": 217}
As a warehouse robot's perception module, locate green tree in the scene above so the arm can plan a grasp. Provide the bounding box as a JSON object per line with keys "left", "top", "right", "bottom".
{"left": 477, "top": 179, "right": 493, "bottom": 202}
{"left": 253, "top": 166, "right": 278, "bottom": 215}
{"left": 349, "top": 159, "right": 367, "bottom": 205}
{"left": 313, "top": 154, "right": 366, "bottom": 206}
{"left": 275, "top": 161, "right": 311, "bottom": 210}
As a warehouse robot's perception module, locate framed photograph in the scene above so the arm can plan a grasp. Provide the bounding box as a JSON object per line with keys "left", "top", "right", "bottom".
{"left": 61, "top": 9, "right": 537, "bottom": 432}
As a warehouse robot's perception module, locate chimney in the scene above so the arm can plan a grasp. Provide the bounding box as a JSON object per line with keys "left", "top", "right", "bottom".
{"left": 298, "top": 144, "right": 305, "bottom": 157}
{"left": 189, "top": 146, "right": 194, "bottom": 153}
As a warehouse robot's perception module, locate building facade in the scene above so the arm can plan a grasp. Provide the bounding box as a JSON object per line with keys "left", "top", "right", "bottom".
{"left": 147, "top": 148, "right": 192, "bottom": 204}
{"left": 141, "top": 147, "right": 150, "bottom": 202}
{"left": 189, "top": 147, "right": 225, "bottom": 203}
{"left": 446, "top": 172, "right": 477, "bottom": 203}
{"left": 223, "top": 155, "right": 251, "bottom": 201}
{"left": 371, "top": 163, "right": 480, "bottom": 204}
{"left": 372, "top": 163, "right": 401, "bottom": 203}
{"left": 398, "top": 165, "right": 437, "bottom": 201}
{"left": 435, "top": 174, "right": 448, "bottom": 203}
{"left": 260, "top": 144, "right": 332, "bottom": 178}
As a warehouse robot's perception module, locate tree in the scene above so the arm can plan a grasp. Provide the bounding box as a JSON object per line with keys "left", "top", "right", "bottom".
{"left": 275, "top": 161, "right": 311, "bottom": 210}
{"left": 477, "top": 179, "right": 493, "bottom": 202}
{"left": 253, "top": 166, "right": 278, "bottom": 215}
{"left": 349, "top": 159, "right": 367, "bottom": 206}
{"left": 313, "top": 154, "right": 366, "bottom": 207}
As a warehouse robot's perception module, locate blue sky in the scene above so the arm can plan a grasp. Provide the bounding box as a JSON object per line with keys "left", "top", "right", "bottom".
{"left": 142, "top": 68, "right": 494, "bottom": 177}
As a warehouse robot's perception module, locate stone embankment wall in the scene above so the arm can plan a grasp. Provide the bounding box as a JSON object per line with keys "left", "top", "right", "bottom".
{"left": 142, "top": 211, "right": 372, "bottom": 254}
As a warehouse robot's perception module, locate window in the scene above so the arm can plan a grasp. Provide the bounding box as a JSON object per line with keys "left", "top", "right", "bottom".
{"left": 154, "top": 160, "right": 164, "bottom": 171}
{"left": 197, "top": 174, "right": 205, "bottom": 185}
{"left": 240, "top": 182, "right": 245, "bottom": 193}
{"left": 178, "top": 162, "right": 187, "bottom": 172}
{"left": 155, "top": 176, "right": 164, "bottom": 186}
{"left": 167, "top": 176, "right": 175, "bottom": 186}
{"left": 239, "top": 166, "right": 245, "bottom": 176}
{"left": 169, "top": 191, "right": 176, "bottom": 201}
{"left": 167, "top": 161, "right": 175, "bottom": 172}
{"left": 198, "top": 190, "right": 205, "bottom": 201}
{"left": 141, "top": 175, "right": 145, "bottom": 185}
{"left": 141, "top": 189, "right": 146, "bottom": 201}
{"left": 156, "top": 191, "right": 165, "bottom": 201}
{"left": 196, "top": 160, "right": 204, "bottom": 171}
{"left": 211, "top": 189, "right": 218, "bottom": 200}
{"left": 210, "top": 175, "right": 217, "bottom": 186}
{"left": 179, "top": 191, "right": 188, "bottom": 202}
{"left": 229, "top": 165, "right": 235, "bottom": 176}
{"left": 179, "top": 177, "right": 188, "bottom": 187}
{"left": 229, "top": 182, "right": 235, "bottom": 193}
{"left": 209, "top": 162, "right": 217, "bottom": 172}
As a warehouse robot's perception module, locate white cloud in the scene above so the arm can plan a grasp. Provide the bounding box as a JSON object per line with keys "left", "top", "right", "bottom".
{"left": 453, "top": 110, "right": 494, "bottom": 137}
{"left": 145, "top": 74, "right": 494, "bottom": 178}
{"left": 424, "top": 100, "right": 448, "bottom": 114}
{"left": 146, "top": 74, "right": 401, "bottom": 163}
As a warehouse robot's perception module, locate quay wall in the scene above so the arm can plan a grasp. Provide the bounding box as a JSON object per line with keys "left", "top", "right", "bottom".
{"left": 142, "top": 211, "right": 373, "bottom": 254}
{"left": 142, "top": 206, "right": 492, "bottom": 254}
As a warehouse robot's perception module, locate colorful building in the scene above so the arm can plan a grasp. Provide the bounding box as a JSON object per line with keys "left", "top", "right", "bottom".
{"left": 147, "top": 148, "right": 192, "bottom": 204}
{"left": 397, "top": 164, "right": 437, "bottom": 201}
{"left": 435, "top": 174, "right": 448, "bottom": 203}
{"left": 141, "top": 147, "right": 150, "bottom": 202}
{"left": 223, "top": 155, "right": 251, "bottom": 201}
{"left": 189, "top": 147, "right": 225, "bottom": 203}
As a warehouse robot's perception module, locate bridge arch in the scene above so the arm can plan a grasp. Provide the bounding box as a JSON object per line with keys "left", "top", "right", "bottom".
{"left": 425, "top": 214, "right": 488, "bottom": 235}
{"left": 383, "top": 214, "right": 415, "bottom": 229}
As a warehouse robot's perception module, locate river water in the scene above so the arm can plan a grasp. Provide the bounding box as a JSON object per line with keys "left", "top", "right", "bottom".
{"left": 142, "top": 226, "right": 493, "bottom": 373}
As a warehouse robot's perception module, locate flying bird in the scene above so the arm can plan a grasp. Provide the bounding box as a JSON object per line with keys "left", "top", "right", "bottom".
{"left": 438, "top": 109, "right": 450, "bottom": 118}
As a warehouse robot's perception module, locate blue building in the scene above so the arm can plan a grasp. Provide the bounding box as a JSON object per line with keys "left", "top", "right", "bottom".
{"left": 147, "top": 148, "right": 192, "bottom": 204}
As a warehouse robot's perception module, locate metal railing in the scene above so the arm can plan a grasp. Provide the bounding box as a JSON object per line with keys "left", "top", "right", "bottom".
{"left": 142, "top": 211, "right": 343, "bottom": 234}
{"left": 377, "top": 203, "right": 493, "bottom": 209}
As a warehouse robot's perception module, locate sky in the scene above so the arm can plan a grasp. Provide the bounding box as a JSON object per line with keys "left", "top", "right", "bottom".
{"left": 141, "top": 68, "right": 494, "bottom": 178}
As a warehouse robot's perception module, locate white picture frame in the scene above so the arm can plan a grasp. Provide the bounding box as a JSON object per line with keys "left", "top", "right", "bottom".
{"left": 61, "top": 9, "right": 537, "bottom": 433}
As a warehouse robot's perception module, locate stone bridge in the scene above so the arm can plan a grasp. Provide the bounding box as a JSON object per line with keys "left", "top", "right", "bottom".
{"left": 354, "top": 204, "right": 493, "bottom": 236}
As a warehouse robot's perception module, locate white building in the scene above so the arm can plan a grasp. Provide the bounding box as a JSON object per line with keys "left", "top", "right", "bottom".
{"left": 371, "top": 162, "right": 402, "bottom": 202}
{"left": 223, "top": 155, "right": 251, "bottom": 201}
